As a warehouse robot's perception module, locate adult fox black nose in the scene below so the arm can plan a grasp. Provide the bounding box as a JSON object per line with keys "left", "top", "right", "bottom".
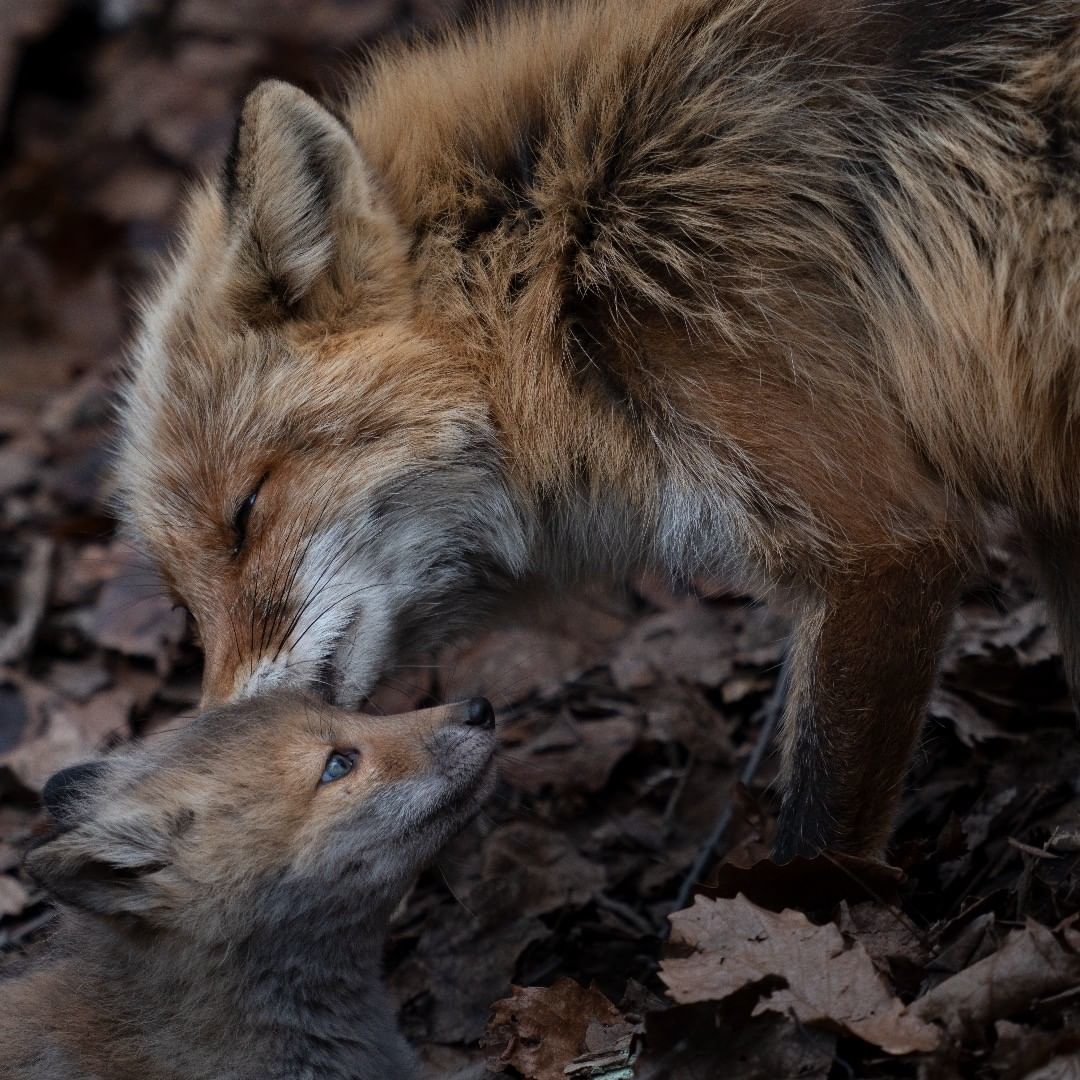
{"left": 466, "top": 697, "right": 495, "bottom": 729}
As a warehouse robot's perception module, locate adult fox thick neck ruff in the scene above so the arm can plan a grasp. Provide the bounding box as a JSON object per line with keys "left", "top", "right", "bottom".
{"left": 117, "top": 0, "right": 1080, "bottom": 859}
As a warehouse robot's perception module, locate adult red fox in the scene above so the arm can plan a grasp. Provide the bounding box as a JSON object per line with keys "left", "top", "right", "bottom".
{"left": 116, "top": 0, "right": 1080, "bottom": 860}
{"left": 1, "top": 694, "right": 497, "bottom": 1079}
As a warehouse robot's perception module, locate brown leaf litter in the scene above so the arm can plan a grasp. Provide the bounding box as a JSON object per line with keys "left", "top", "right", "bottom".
{"left": 1, "top": 5, "right": 1079, "bottom": 1079}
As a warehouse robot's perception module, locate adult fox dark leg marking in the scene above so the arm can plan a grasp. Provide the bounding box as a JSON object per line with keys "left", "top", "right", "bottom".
{"left": 772, "top": 549, "right": 960, "bottom": 861}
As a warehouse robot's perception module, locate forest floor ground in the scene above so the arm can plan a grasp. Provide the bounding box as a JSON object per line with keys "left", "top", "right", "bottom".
{"left": 1, "top": 3, "right": 1078, "bottom": 1077}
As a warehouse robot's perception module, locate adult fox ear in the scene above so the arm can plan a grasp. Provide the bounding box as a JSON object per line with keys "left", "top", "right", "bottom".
{"left": 221, "top": 80, "right": 406, "bottom": 322}
{"left": 26, "top": 764, "right": 171, "bottom": 919}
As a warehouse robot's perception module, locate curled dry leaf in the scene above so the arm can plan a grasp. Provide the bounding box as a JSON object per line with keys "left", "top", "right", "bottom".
{"left": 929, "top": 686, "right": 1024, "bottom": 747}
{"left": 703, "top": 852, "right": 905, "bottom": 913}
{"left": 661, "top": 895, "right": 940, "bottom": 1055}
{"left": 913, "top": 920, "right": 1080, "bottom": 1040}
{"left": 943, "top": 600, "right": 1061, "bottom": 681}
{"left": 486, "top": 978, "right": 631, "bottom": 1080}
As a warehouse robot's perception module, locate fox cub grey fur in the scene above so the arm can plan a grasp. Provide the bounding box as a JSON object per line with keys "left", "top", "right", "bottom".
{"left": 0, "top": 695, "right": 497, "bottom": 1080}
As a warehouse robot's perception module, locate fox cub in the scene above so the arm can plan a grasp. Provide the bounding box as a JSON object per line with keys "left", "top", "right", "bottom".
{"left": 117, "top": 0, "right": 1080, "bottom": 860}
{"left": 1, "top": 695, "right": 497, "bottom": 1080}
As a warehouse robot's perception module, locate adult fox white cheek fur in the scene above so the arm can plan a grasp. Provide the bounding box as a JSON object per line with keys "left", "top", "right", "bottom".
{"left": 115, "top": 0, "right": 1080, "bottom": 862}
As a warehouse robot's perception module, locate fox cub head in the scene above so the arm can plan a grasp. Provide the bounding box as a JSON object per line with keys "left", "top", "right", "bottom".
{"left": 25, "top": 694, "right": 496, "bottom": 934}
{"left": 118, "top": 80, "right": 529, "bottom": 708}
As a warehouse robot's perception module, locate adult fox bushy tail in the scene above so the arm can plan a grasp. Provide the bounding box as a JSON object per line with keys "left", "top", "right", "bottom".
{"left": 116, "top": 0, "right": 1080, "bottom": 860}
{"left": 1, "top": 695, "right": 497, "bottom": 1079}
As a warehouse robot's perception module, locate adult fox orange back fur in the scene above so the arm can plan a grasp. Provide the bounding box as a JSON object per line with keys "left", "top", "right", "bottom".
{"left": 117, "top": 0, "right": 1080, "bottom": 860}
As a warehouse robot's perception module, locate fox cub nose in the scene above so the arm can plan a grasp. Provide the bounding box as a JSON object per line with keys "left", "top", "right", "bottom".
{"left": 466, "top": 697, "right": 495, "bottom": 729}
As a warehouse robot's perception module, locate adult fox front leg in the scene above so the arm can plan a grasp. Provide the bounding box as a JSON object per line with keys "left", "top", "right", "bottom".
{"left": 116, "top": 2, "right": 1080, "bottom": 860}
{"left": 774, "top": 549, "right": 961, "bottom": 859}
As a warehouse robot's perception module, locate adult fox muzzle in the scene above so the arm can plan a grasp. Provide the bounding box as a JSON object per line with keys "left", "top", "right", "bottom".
{"left": 115, "top": 0, "right": 1080, "bottom": 860}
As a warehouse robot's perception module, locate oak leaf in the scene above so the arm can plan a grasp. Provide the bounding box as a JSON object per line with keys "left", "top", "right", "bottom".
{"left": 660, "top": 895, "right": 939, "bottom": 1054}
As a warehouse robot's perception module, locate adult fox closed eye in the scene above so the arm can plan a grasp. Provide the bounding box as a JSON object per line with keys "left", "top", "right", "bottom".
{"left": 117, "top": 0, "right": 1080, "bottom": 861}
{"left": 1, "top": 694, "right": 497, "bottom": 1080}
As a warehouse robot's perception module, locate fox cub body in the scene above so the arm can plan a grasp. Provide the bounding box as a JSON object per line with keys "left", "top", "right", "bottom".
{"left": 117, "top": 0, "right": 1080, "bottom": 858}
{"left": 1, "top": 695, "right": 497, "bottom": 1080}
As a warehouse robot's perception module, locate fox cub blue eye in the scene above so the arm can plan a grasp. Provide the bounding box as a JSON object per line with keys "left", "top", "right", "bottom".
{"left": 320, "top": 751, "right": 357, "bottom": 785}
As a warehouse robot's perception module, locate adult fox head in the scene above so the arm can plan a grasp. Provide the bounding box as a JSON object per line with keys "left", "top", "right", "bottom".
{"left": 118, "top": 81, "right": 530, "bottom": 707}
{"left": 26, "top": 694, "right": 497, "bottom": 932}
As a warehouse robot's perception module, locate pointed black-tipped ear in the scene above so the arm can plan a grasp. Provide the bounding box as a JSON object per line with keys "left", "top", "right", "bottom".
{"left": 41, "top": 761, "right": 108, "bottom": 826}
{"left": 221, "top": 80, "right": 401, "bottom": 321}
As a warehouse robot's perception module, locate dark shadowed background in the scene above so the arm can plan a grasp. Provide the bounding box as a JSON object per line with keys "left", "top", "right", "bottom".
{"left": 2, "top": 3, "right": 1079, "bottom": 1077}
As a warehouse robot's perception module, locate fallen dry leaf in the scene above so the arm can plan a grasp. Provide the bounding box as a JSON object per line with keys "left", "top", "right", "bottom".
{"left": 486, "top": 978, "right": 629, "bottom": 1080}
{"left": 474, "top": 822, "right": 607, "bottom": 918}
{"left": 80, "top": 547, "right": 186, "bottom": 671}
{"left": 991, "top": 1019, "right": 1080, "bottom": 1080}
{"left": 441, "top": 598, "right": 627, "bottom": 703}
{"left": 1024, "top": 1054, "right": 1080, "bottom": 1080}
{"left": 0, "top": 874, "right": 32, "bottom": 919}
{"left": 418, "top": 1043, "right": 490, "bottom": 1080}
{"left": 661, "top": 895, "right": 940, "bottom": 1054}
{"left": 929, "top": 686, "right": 1023, "bottom": 747}
{"left": 703, "top": 852, "right": 905, "bottom": 912}
{"left": 609, "top": 604, "right": 736, "bottom": 691}
{"left": 395, "top": 911, "right": 549, "bottom": 1044}
{"left": 914, "top": 920, "right": 1080, "bottom": 1040}
{"left": 944, "top": 600, "right": 1060, "bottom": 674}
{"left": 837, "top": 901, "right": 930, "bottom": 974}
{"left": 0, "top": 0, "right": 65, "bottom": 117}
{"left": 0, "top": 537, "right": 52, "bottom": 665}
{"left": 0, "top": 677, "right": 130, "bottom": 796}
{"left": 637, "top": 1007, "right": 835, "bottom": 1080}
{"left": 499, "top": 710, "right": 640, "bottom": 795}
{"left": 1048, "top": 825, "right": 1080, "bottom": 853}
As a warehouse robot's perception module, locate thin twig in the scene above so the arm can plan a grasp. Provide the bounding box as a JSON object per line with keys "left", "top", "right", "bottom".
{"left": 595, "top": 892, "right": 657, "bottom": 937}
{"left": 663, "top": 648, "right": 791, "bottom": 928}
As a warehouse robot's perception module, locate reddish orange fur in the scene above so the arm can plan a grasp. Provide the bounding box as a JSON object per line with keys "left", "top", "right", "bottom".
{"left": 117, "top": 1, "right": 1080, "bottom": 856}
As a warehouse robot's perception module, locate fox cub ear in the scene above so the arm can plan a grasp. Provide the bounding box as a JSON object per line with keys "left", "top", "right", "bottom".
{"left": 41, "top": 761, "right": 108, "bottom": 825}
{"left": 26, "top": 762, "right": 171, "bottom": 920}
{"left": 222, "top": 80, "right": 403, "bottom": 321}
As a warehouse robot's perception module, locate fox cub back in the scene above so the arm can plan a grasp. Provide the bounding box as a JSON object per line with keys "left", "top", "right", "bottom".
{"left": 1, "top": 695, "right": 497, "bottom": 1080}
